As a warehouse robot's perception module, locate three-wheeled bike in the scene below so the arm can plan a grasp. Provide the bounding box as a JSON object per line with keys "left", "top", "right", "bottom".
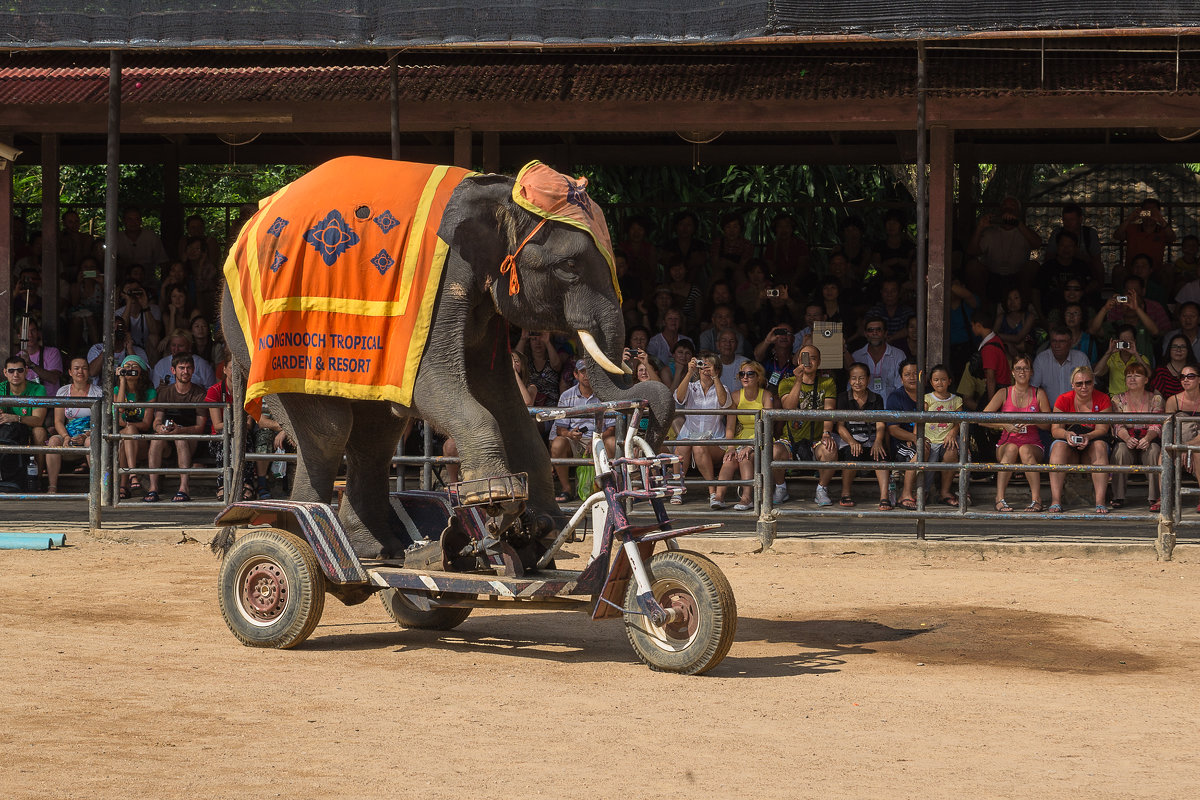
{"left": 212, "top": 400, "right": 737, "bottom": 674}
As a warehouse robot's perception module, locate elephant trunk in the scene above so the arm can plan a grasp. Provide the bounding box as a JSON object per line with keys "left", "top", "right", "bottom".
{"left": 584, "top": 359, "right": 676, "bottom": 452}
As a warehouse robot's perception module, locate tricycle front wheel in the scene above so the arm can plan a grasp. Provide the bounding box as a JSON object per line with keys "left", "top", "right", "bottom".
{"left": 624, "top": 549, "right": 737, "bottom": 675}
{"left": 217, "top": 527, "right": 326, "bottom": 649}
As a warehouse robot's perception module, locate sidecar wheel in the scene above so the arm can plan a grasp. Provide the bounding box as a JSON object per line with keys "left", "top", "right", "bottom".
{"left": 379, "top": 589, "right": 473, "bottom": 631}
{"left": 624, "top": 550, "right": 737, "bottom": 675}
{"left": 217, "top": 528, "right": 325, "bottom": 649}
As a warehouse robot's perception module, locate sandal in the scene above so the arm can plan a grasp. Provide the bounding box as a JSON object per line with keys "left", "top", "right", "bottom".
{"left": 554, "top": 492, "right": 571, "bottom": 503}
{"left": 119, "top": 486, "right": 130, "bottom": 500}
{"left": 1025, "top": 501, "right": 1044, "bottom": 513}
{"left": 142, "top": 490, "right": 160, "bottom": 503}
{"left": 839, "top": 495, "right": 855, "bottom": 508}
{"left": 1095, "top": 505, "right": 1110, "bottom": 515}
{"left": 172, "top": 491, "right": 191, "bottom": 502}
{"left": 995, "top": 498, "right": 1013, "bottom": 512}
{"left": 898, "top": 497, "right": 918, "bottom": 510}
{"left": 1150, "top": 500, "right": 1161, "bottom": 512}
{"left": 1048, "top": 503, "right": 1064, "bottom": 513}
{"left": 941, "top": 495, "right": 960, "bottom": 507}
{"left": 72, "top": 462, "right": 89, "bottom": 473}
{"left": 1111, "top": 498, "right": 1126, "bottom": 509}
{"left": 216, "top": 486, "right": 224, "bottom": 502}
{"left": 257, "top": 487, "right": 272, "bottom": 500}
{"left": 878, "top": 498, "right": 893, "bottom": 511}
{"left": 130, "top": 476, "right": 142, "bottom": 490}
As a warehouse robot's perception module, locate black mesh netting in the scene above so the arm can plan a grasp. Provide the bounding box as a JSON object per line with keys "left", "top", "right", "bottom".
{"left": 1, "top": 1, "right": 1197, "bottom": 49}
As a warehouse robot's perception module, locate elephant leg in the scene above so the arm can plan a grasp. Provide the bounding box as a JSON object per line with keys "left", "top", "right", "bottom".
{"left": 276, "top": 393, "right": 352, "bottom": 506}
{"left": 412, "top": 373, "right": 511, "bottom": 485}
{"left": 341, "top": 402, "right": 410, "bottom": 559}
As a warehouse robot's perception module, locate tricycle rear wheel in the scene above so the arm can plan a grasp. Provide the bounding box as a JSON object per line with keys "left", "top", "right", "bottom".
{"left": 379, "top": 588, "right": 473, "bottom": 631}
{"left": 624, "top": 550, "right": 736, "bottom": 675}
{"left": 217, "top": 527, "right": 325, "bottom": 649}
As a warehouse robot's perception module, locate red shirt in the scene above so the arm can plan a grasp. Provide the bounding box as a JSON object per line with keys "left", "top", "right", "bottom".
{"left": 979, "top": 333, "right": 1012, "bottom": 387}
{"left": 1053, "top": 389, "right": 1111, "bottom": 430}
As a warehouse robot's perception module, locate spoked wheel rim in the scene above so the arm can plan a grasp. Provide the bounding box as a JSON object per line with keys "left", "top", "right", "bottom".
{"left": 646, "top": 578, "right": 699, "bottom": 651}
{"left": 235, "top": 556, "right": 291, "bottom": 627}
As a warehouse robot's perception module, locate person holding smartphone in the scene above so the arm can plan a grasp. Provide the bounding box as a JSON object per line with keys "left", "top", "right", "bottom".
{"left": 1048, "top": 365, "right": 1112, "bottom": 514}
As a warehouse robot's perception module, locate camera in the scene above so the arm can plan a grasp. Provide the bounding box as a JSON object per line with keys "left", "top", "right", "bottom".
{"left": 1116, "top": 341, "right": 1131, "bottom": 350}
{"left": 118, "top": 367, "right": 136, "bottom": 377}
{"left": 999, "top": 214, "right": 1018, "bottom": 227}
{"left": 765, "top": 289, "right": 781, "bottom": 298}
{"left": 163, "top": 420, "right": 176, "bottom": 432}
{"left": 1069, "top": 434, "right": 1086, "bottom": 446}
{"left": 1116, "top": 295, "right": 1129, "bottom": 304}
{"left": 692, "top": 358, "right": 705, "bottom": 368}
{"left": 1014, "top": 423, "right": 1027, "bottom": 434}
{"left": 1140, "top": 210, "right": 1151, "bottom": 218}
{"left": 771, "top": 328, "right": 788, "bottom": 337}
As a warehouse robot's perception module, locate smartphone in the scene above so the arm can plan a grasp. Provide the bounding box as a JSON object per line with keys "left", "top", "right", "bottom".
{"left": 1014, "top": 423, "right": 1027, "bottom": 433}
{"left": 1115, "top": 341, "right": 1130, "bottom": 350}
{"left": 800, "top": 352, "right": 811, "bottom": 367}
{"left": 1116, "top": 295, "right": 1129, "bottom": 304}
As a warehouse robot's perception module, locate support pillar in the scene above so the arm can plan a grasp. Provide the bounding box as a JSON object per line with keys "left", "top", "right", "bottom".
{"left": 0, "top": 135, "right": 12, "bottom": 356}
{"left": 40, "top": 133, "right": 60, "bottom": 344}
{"left": 100, "top": 50, "right": 121, "bottom": 512}
{"left": 453, "top": 127, "right": 471, "bottom": 169}
{"left": 389, "top": 53, "right": 400, "bottom": 160}
{"left": 482, "top": 133, "right": 499, "bottom": 174}
{"left": 162, "top": 142, "right": 181, "bottom": 264}
{"left": 927, "top": 125, "right": 955, "bottom": 368}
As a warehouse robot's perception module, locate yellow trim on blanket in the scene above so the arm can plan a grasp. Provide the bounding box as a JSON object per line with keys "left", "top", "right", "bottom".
{"left": 259, "top": 295, "right": 412, "bottom": 316}
{"left": 401, "top": 236, "right": 451, "bottom": 403}
{"left": 397, "top": 164, "right": 452, "bottom": 316}
{"left": 246, "top": 376, "right": 413, "bottom": 406}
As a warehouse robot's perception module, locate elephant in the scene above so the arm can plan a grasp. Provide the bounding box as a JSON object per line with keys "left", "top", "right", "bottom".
{"left": 220, "top": 157, "right": 674, "bottom": 563}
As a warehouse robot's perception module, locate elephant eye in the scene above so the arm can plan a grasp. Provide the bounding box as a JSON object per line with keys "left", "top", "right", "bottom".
{"left": 552, "top": 260, "right": 579, "bottom": 283}
{"left": 566, "top": 258, "right": 577, "bottom": 270}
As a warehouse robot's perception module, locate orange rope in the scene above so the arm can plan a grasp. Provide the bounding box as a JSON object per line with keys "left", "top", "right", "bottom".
{"left": 499, "top": 218, "right": 547, "bottom": 297}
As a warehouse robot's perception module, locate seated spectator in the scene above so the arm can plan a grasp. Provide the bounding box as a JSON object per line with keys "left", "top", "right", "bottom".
{"left": 157, "top": 260, "right": 194, "bottom": 312}
{"left": 113, "top": 355, "right": 155, "bottom": 499}
{"left": 995, "top": 288, "right": 1039, "bottom": 358}
{"left": 817, "top": 274, "right": 858, "bottom": 337}
{"left": 116, "top": 277, "right": 162, "bottom": 355}
{"left": 16, "top": 317, "right": 64, "bottom": 395}
{"left": 711, "top": 360, "right": 790, "bottom": 510}
{"left": 1109, "top": 362, "right": 1163, "bottom": 510}
{"left": 834, "top": 216, "right": 873, "bottom": 284}
{"left": 627, "top": 349, "right": 668, "bottom": 386}
{"left": 1038, "top": 229, "right": 1096, "bottom": 312}
{"left": 190, "top": 312, "right": 225, "bottom": 368}
{"left": 1165, "top": 365, "right": 1200, "bottom": 504}
{"left": 617, "top": 216, "right": 657, "bottom": 294}
{"left": 762, "top": 212, "right": 811, "bottom": 288}
{"left": 852, "top": 316, "right": 906, "bottom": 400}
{"left": 661, "top": 211, "right": 708, "bottom": 279}
{"left": 0, "top": 355, "right": 48, "bottom": 450}
{"left": 1128, "top": 254, "right": 1171, "bottom": 308}
{"left": 1173, "top": 234, "right": 1200, "bottom": 294}
{"left": 672, "top": 352, "right": 732, "bottom": 507}
{"left": 1032, "top": 326, "right": 1091, "bottom": 408}
{"left": 1094, "top": 324, "right": 1151, "bottom": 395}
{"left": 1047, "top": 366, "right": 1111, "bottom": 514}
{"left": 872, "top": 209, "right": 916, "bottom": 284}
{"left": 151, "top": 329, "right": 215, "bottom": 389}
{"left": 948, "top": 278, "right": 980, "bottom": 373}
{"left": 206, "top": 365, "right": 258, "bottom": 502}
{"left": 177, "top": 213, "right": 222, "bottom": 266}
{"left": 67, "top": 257, "right": 105, "bottom": 351}
{"left": 1115, "top": 198, "right": 1175, "bottom": 282}
{"left": 885, "top": 358, "right": 922, "bottom": 509}
{"left": 1160, "top": 302, "right": 1200, "bottom": 363}
{"left": 715, "top": 329, "right": 743, "bottom": 393}
{"left": 1153, "top": 334, "right": 1196, "bottom": 398}
{"left": 791, "top": 301, "right": 827, "bottom": 352}
{"left": 662, "top": 257, "right": 704, "bottom": 332}
{"left": 1062, "top": 303, "right": 1101, "bottom": 364}
{"left": 157, "top": 282, "right": 194, "bottom": 357}
{"left": 517, "top": 329, "right": 566, "bottom": 405}
{"left": 753, "top": 322, "right": 795, "bottom": 393}
{"left": 115, "top": 206, "right": 169, "bottom": 272}
{"left": 897, "top": 315, "right": 920, "bottom": 359}
{"left": 982, "top": 354, "right": 1050, "bottom": 513}
{"left": 88, "top": 316, "right": 147, "bottom": 385}
{"left": 923, "top": 364, "right": 964, "bottom": 507}
{"left": 734, "top": 259, "right": 773, "bottom": 324}
{"left": 834, "top": 361, "right": 889, "bottom": 510}
{"left": 647, "top": 308, "right": 693, "bottom": 367}
{"left": 548, "top": 361, "right": 616, "bottom": 503}
{"left": 1042, "top": 277, "right": 1094, "bottom": 329}
{"left": 45, "top": 357, "right": 103, "bottom": 494}
{"left": 865, "top": 278, "right": 914, "bottom": 345}
{"left": 182, "top": 235, "right": 221, "bottom": 321}
{"left": 778, "top": 344, "right": 839, "bottom": 506}
{"left": 665, "top": 338, "right": 697, "bottom": 392}
{"left": 144, "top": 353, "right": 207, "bottom": 502}
{"left": 709, "top": 213, "right": 753, "bottom": 285}
{"left": 698, "top": 303, "right": 748, "bottom": 356}
{"left": 1045, "top": 203, "right": 1103, "bottom": 284}
{"left": 1095, "top": 276, "right": 1169, "bottom": 338}
{"left": 642, "top": 286, "right": 675, "bottom": 333}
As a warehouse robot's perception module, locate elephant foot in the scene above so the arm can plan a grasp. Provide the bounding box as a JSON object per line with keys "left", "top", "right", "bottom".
{"left": 344, "top": 529, "right": 406, "bottom": 561}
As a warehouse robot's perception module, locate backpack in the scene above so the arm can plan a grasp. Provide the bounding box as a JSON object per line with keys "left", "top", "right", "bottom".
{"left": 969, "top": 339, "right": 1007, "bottom": 381}
{"left": 0, "top": 420, "right": 31, "bottom": 485}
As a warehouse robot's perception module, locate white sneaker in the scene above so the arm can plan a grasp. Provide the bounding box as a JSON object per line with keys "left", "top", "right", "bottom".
{"left": 733, "top": 502, "right": 753, "bottom": 511}
{"left": 815, "top": 484, "right": 833, "bottom": 506}
{"left": 772, "top": 484, "right": 790, "bottom": 504}
{"left": 710, "top": 496, "right": 726, "bottom": 510}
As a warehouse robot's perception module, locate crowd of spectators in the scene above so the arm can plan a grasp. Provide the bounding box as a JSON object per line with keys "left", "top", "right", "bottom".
{"left": 6, "top": 207, "right": 278, "bottom": 500}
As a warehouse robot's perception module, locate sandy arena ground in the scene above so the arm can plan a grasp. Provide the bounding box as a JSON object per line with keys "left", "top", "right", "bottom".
{"left": 2, "top": 536, "right": 1199, "bottom": 799}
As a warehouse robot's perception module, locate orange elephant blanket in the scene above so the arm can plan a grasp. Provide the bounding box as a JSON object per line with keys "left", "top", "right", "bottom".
{"left": 224, "top": 157, "right": 618, "bottom": 416}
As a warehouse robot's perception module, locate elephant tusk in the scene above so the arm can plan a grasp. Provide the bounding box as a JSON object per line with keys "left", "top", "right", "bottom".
{"left": 577, "top": 329, "right": 631, "bottom": 375}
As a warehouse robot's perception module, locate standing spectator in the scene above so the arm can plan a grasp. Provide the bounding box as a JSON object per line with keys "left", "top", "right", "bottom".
{"left": 59, "top": 209, "right": 94, "bottom": 274}
{"left": 115, "top": 206, "right": 169, "bottom": 271}
{"left": 0, "top": 355, "right": 48, "bottom": 448}
{"left": 116, "top": 277, "right": 162, "bottom": 354}
{"left": 711, "top": 360, "right": 789, "bottom": 510}
{"left": 948, "top": 278, "right": 980, "bottom": 374}
{"left": 1032, "top": 326, "right": 1091, "bottom": 406}
{"left": 752, "top": 322, "right": 795, "bottom": 393}
{"left": 982, "top": 354, "right": 1050, "bottom": 513}
{"left": 1047, "top": 366, "right": 1112, "bottom": 514}
{"left": 872, "top": 209, "right": 916, "bottom": 284}
{"left": 1045, "top": 203, "right": 1103, "bottom": 281}
{"left": 182, "top": 236, "right": 221, "bottom": 322}
{"left": 967, "top": 196, "right": 1042, "bottom": 301}
{"left": 1153, "top": 334, "right": 1196, "bottom": 398}
{"left": 45, "top": 357, "right": 102, "bottom": 494}
{"left": 617, "top": 216, "right": 657, "bottom": 295}
{"left": 778, "top": 344, "right": 839, "bottom": 506}
{"left": 673, "top": 352, "right": 732, "bottom": 508}
{"left": 517, "top": 329, "right": 566, "bottom": 405}
{"left": 1038, "top": 230, "right": 1097, "bottom": 310}
{"left": 1096, "top": 276, "right": 1169, "bottom": 337}
{"left": 865, "top": 278, "right": 915, "bottom": 345}
{"left": 16, "top": 317, "right": 64, "bottom": 396}
{"left": 834, "top": 217, "right": 873, "bottom": 283}
{"left": 851, "top": 316, "right": 906, "bottom": 401}
{"left": 660, "top": 211, "right": 708, "bottom": 278}
{"left": 924, "top": 365, "right": 964, "bottom": 507}
{"left": 151, "top": 329, "right": 215, "bottom": 389}
{"left": 1115, "top": 198, "right": 1175, "bottom": 278}
{"left": 762, "top": 212, "right": 811, "bottom": 288}
{"left": 1088, "top": 290, "right": 1160, "bottom": 357}
{"left": 734, "top": 259, "right": 773, "bottom": 326}
{"left": 1109, "top": 362, "right": 1163, "bottom": 510}
{"left": 834, "top": 362, "right": 889, "bottom": 510}
{"left": 662, "top": 255, "right": 703, "bottom": 331}
{"left": 1093, "top": 324, "right": 1150, "bottom": 395}
{"left": 548, "top": 361, "right": 616, "bottom": 503}
{"left": 885, "top": 358, "right": 922, "bottom": 510}
{"left": 68, "top": 258, "right": 104, "bottom": 352}
{"left": 1042, "top": 277, "right": 1094, "bottom": 328}
{"left": 143, "top": 353, "right": 207, "bottom": 502}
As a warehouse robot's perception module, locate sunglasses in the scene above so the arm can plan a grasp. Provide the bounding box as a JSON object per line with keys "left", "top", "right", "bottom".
{"left": 1182, "top": 374, "right": 1200, "bottom": 380}
{"left": 5, "top": 367, "right": 25, "bottom": 374}
{"left": 737, "top": 371, "right": 757, "bottom": 378}
{"left": 1073, "top": 379, "right": 1094, "bottom": 386}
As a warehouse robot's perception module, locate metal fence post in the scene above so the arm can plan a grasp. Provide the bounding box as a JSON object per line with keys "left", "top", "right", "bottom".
{"left": 756, "top": 409, "right": 776, "bottom": 550}
{"left": 1158, "top": 415, "right": 1177, "bottom": 561}
{"left": 88, "top": 396, "right": 101, "bottom": 530}
{"left": 422, "top": 421, "right": 434, "bottom": 491}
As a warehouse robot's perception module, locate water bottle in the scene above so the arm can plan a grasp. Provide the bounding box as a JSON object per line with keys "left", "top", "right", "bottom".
{"left": 887, "top": 472, "right": 898, "bottom": 506}
{"left": 24, "top": 456, "right": 39, "bottom": 493}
